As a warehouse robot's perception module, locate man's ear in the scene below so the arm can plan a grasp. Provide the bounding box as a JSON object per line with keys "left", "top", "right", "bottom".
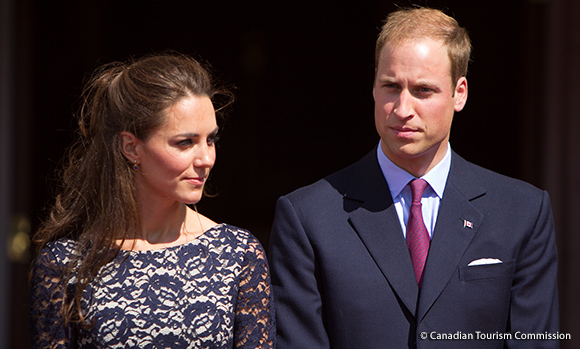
{"left": 454, "top": 77, "right": 468, "bottom": 112}
{"left": 120, "top": 131, "right": 140, "bottom": 162}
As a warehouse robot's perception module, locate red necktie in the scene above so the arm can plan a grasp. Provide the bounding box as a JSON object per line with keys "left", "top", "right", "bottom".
{"left": 406, "top": 179, "right": 430, "bottom": 288}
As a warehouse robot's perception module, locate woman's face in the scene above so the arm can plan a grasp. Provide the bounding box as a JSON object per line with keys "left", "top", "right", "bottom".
{"left": 134, "top": 95, "right": 218, "bottom": 205}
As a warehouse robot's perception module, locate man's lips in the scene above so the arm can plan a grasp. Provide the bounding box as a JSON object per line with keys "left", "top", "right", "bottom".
{"left": 391, "top": 126, "right": 420, "bottom": 138}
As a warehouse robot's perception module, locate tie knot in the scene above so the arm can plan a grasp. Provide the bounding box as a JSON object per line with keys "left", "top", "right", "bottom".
{"left": 409, "top": 179, "right": 429, "bottom": 204}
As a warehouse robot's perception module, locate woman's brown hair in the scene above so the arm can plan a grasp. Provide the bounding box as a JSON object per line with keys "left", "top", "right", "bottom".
{"left": 33, "top": 52, "right": 232, "bottom": 326}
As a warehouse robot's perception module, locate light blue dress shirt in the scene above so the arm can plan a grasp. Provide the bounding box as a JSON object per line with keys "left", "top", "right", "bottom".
{"left": 376, "top": 143, "right": 452, "bottom": 239}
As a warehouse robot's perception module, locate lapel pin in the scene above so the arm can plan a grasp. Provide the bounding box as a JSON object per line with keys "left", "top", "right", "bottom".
{"left": 463, "top": 220, "right": 474, "bottom": 229}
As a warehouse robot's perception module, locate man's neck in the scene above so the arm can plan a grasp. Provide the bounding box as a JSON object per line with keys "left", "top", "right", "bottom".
{"left": 380, "top": 141, "right": 449, "bottom": 178}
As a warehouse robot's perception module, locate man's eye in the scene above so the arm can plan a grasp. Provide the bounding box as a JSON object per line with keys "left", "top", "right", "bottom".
{"left": 417, "top": 86, "right": 435, "bottom": 93}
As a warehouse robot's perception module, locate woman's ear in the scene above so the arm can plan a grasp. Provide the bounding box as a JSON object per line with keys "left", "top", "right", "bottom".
{"left": 120, "top": 131, "right": 140, "bottom": 162}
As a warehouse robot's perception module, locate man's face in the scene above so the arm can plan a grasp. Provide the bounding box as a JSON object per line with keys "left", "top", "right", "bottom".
{"left": 373, "top": 38, "right": 467, "bottom": 177}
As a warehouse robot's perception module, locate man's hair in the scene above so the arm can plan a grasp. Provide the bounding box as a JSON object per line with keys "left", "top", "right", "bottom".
{"left": 375, "top": 7, "right": 472, "bottom": 86}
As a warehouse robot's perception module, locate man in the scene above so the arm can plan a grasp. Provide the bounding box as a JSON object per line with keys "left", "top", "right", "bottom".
{"left": 269, "top": 7, "right": 559, "bottom": 349}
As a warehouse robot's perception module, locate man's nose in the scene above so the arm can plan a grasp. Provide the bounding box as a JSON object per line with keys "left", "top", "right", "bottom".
{"left": 393, "top": 90, "right": 414, "bottom": 119}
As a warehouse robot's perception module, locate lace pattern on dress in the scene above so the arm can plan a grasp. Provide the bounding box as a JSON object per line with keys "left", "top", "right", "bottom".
{"left": 30, "top": 224, "right": 275, "bottom": 348}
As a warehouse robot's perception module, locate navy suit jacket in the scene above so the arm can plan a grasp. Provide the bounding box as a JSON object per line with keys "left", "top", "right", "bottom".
{"left": 269, "top": 148, "right": 559, "bottom": 348}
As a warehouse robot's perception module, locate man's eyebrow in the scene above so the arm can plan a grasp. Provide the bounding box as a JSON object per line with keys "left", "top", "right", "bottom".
{"left": 415, "top": 79, "right": 437, "bottom": 86}
{"left": 377, "top": 76, "right": 396, "bottom": 82}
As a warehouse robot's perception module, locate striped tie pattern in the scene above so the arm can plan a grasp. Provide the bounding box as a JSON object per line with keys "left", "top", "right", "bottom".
{"left": 406, "top": 179, "right": 431, "bottom": 288}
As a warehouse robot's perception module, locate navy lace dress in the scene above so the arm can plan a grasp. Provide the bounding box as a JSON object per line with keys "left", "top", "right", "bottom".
{"left": 30, "top": 224, "right": 275, "bottom": 348}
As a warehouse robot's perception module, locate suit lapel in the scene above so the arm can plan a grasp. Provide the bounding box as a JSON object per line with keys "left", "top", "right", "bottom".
{"left": 345, "top": 149, "right": 419, "bottom": 315}
{"left": 344, "top": 150, "right": 488, "bottom": 320}
{"left": 417, "top": 153, "right": 486, "bottom": 321}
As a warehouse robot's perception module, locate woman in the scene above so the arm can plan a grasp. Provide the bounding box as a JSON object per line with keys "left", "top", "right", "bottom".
{"left": 30, "top": 53, "right": 275, "bottom": 348}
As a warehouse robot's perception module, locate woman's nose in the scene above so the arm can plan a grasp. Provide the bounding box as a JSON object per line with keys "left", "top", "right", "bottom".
{"left": 193, "top": 144, "right": 215, "bottom": 168}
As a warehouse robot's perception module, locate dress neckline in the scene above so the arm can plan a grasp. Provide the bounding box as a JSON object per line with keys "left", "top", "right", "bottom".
{"left": 119, "top": 223, "right": 225, "bottom": 255}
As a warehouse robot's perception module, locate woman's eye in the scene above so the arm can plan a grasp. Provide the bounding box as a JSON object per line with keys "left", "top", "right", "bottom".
{"left": 177, "top": 139, "right": 192, "bottom": 146}
{"left": 208, "top": 135, "right": 220, "bottom": 145}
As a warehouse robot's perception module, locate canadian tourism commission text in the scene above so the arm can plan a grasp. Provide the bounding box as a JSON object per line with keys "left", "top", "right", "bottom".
{"left": 421, "top": 331, "right": 571, "bottom": 341}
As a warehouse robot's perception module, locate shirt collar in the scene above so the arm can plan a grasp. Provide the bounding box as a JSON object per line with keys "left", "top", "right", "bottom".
{"left": 376, "top": 142, "right": 452, "bottom": 199}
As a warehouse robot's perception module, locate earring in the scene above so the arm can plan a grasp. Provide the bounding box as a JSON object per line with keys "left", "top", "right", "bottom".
{"left": 133, "top": 160, "right": 138, "bottom": 171}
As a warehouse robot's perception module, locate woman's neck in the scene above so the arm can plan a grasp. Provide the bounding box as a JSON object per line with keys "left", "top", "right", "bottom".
{"left": 137, "top": 201, "right": 186, "bottom": 243}
{"left": 119, "top": 201, "right": 212, "bottom": 251}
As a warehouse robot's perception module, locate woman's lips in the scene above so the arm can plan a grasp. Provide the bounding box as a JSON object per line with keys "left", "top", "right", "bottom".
{"left": 185, "top": 177, "right": 206, "bottom": 185}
